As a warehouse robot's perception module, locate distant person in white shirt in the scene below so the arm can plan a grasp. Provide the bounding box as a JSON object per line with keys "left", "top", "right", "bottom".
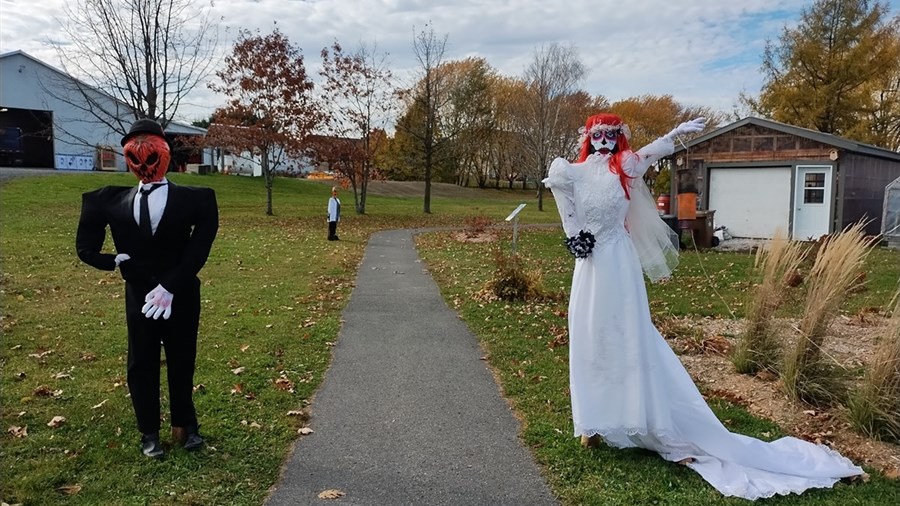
{"left": 327, "top": 186, "right": 341, "bottom": 241}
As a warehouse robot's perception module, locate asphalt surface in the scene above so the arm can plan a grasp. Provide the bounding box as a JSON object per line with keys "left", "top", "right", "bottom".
{"left": 265, "top": 230, "right": 558, "bottom": 506}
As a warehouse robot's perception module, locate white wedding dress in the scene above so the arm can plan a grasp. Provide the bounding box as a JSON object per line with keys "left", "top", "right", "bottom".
{"left": 543, "top": 137, "right": 862, "bottom": 500}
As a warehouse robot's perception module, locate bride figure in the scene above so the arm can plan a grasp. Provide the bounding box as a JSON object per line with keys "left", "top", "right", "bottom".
{"left": 542, "top": 113, "right": 863, "bottom": 500}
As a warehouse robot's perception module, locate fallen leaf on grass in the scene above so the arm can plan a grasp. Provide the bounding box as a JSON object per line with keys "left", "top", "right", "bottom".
{"left": 298, "top": 427, "right": 314, "bottom": 435}
{"left": 232, "top": 366, "right": 246, "bottom": 375}
{"left": 192, "top": 384, "right": 205, "bottom": 393}
{"left": 53, "top": 372, "right": 73, "bottom": 380}
{"left": 56, "top": 484, "right": 82, "bottom": 495}
{"left": 28, "top": 350, "right": 53, "bottom": 359}
{"left": 7, "top": 426, "right": 28, "bottom": 438}
{"left": 91, "top": 399, "right": 108, "bottom": 409}
{"left": 274, "top": 376, "right": 295, "bottom": 392}
{"left": 240, "top": 344, "right": 250, "bottom": 352}
{"left": 317, "top": 489, "right": 345, "bottom": 500}
{"left": 47, "top": 416, "right": 66, "bottom": 428}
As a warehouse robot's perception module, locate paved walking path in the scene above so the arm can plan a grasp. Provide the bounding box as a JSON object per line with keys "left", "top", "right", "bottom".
{"left": 265, "top": 230, "right": 558, "bottom": 506}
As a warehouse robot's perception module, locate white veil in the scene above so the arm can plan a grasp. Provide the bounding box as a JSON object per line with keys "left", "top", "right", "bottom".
{"left": 625, "top": 179, "right": 679, "bottom": 282}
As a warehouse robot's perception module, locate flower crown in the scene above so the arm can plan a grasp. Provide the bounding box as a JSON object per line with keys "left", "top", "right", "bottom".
{"left": 578, "top": 122, "right": 632, "bottom": 145}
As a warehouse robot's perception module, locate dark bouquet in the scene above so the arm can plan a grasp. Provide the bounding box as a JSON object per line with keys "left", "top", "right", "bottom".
{"left": 565, "top": 230, "right": 596, "bottom": 258}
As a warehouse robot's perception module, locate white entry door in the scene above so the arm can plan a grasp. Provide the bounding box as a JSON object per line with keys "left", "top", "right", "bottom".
{"left": 792, "top": 165, "right": 832, "bottom": 240}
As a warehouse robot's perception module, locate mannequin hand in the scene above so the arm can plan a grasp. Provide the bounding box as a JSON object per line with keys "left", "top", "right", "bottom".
{"left": 142, "top": 284, "right": 173, "bottom": 320}
{"left": 665, "top": 118, "right": 705, "bottom": 140}
{"left": 114, "top": 253, "right": 131, "bottom": 267}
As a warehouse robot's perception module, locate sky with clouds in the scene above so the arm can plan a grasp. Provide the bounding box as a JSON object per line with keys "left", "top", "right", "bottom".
{"left": 2, "top": 0, "right": 898, "bottom": 124}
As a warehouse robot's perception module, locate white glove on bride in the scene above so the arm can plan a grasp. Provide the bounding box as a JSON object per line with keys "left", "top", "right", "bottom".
{"left": 142, "top": 284, "right": 174, "bottom": 320}
{"left": 664, "top": 117, "right": 705, "bottom": 141}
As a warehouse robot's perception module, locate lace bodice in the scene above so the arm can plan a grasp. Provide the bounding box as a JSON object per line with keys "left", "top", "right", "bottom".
{"left": 573, "top": 157, "right": 630, "bottom": 248}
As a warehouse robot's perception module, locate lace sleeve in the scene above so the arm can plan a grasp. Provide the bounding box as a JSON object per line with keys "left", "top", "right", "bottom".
{"left": 542, "top": 158, "right": 579, "bottom": 238}
{"left": 623, "top": 136, "right": 676, "bottom": 178}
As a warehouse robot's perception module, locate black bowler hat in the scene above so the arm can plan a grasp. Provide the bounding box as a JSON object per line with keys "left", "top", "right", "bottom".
{"left": 121, "top": 118, "right": 169, "bottom": 147}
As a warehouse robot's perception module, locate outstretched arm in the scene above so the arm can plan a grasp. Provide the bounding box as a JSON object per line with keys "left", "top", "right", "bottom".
{"left": 627, "top": 118, "right": 706, "bottom": 178}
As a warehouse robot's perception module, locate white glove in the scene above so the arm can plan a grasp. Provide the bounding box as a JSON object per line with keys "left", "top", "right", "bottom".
{"left": 665, "top": 117, "right": 706, "bottom": 140}
{"left": 114, "top": 253, "right": 131, "bottom": 267}
{"left": 142, "top": 284, "right": 174, "bottom": 320}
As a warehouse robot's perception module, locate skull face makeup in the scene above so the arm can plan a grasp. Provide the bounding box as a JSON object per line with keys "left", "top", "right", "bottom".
{"left": 590, "top": 128, "right": 619, "bottom": 155}
{"left": 124, "top": 134, "right": 170, "bottom": 184}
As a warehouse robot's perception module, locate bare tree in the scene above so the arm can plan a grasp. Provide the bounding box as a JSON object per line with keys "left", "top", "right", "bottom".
{"left": 516, "top": 43, "right": 586, "bottom": 211}
{"left": 319, "top": 40, "right": 397, "bottom": 214}
{"left": 404, "top": 24, "right": 450, "bottom": 214}
{"left": 47, "top": 0, "right": 220, "bottom": 137}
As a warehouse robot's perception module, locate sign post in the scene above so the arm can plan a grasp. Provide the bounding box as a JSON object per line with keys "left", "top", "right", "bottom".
{"left": 505, "top": 203, "right": 527, "bottom": 255}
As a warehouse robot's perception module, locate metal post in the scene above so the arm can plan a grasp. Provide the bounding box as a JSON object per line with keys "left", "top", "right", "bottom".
{"left": 505, "top": 203, "right": 527, "bottom": 256}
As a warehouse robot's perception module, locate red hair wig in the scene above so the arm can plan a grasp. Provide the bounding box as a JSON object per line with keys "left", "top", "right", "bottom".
{"left": 577, "top": 113, "right": 634, "bottom": 199}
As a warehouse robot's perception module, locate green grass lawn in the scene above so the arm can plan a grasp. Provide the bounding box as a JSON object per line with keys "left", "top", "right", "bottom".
{"left": 0, "top": 173, "right": 545, "bottom": 505}
{"left": 2, "top": 173, "right": 898, "bottom": 505}
{"left": 416, "top": 229, "right": 900, "bottom": 506}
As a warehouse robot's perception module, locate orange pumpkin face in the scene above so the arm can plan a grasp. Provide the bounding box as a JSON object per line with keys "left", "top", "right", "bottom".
{"left": 124, "top": 134, "right": 170, "bottom": 183}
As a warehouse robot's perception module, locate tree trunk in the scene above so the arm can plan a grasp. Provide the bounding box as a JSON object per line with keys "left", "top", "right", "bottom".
{"left": 262, "top": 151, "right": 273, "bottom": 216}
{"left": 424, "top": 150, "right": 432, "bottom": 214}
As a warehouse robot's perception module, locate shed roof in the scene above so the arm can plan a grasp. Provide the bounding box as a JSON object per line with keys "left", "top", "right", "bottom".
{"left": 673, "top": 116, "right": 900, "bottom": 163}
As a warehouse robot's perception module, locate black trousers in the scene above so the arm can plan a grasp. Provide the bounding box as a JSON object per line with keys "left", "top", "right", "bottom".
{"left": 124, "top": 281, "right": 200, "bottom": 434}
{"left": 328, "top": 220, "right": 338, "bottom": 240}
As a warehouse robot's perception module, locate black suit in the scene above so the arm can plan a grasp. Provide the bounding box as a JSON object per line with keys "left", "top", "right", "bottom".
{"left": 76, "top": 182, "right": 218, "bottom": 434}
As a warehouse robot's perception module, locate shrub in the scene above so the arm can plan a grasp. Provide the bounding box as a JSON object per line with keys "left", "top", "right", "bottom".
{"left": 732, "top": 230, "right": 807, "bottom": 374}
{"left": 782, "top": 222, "right": 878, "bottom": 406}
{"left": 486, "top": 249, "right": 545, "bottom": 301}
{"left": 847, "top": 288, "right": 900, "bottom": 442}
{"left": 463, "top": 215, "right": 494, "bottom": 238}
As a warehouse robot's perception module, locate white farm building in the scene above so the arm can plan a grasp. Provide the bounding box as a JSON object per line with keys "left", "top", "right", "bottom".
{"left": 0, "top": 50, "right": 211, "bottom": 172}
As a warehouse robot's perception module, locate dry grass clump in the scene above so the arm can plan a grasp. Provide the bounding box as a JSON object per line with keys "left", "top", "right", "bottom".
{"left": 782, "top": 222, "right": 878, "bottom": 406}
{"left": 847, "top": 289, "right": 900, "bottom": 442}
{"left": 732, "top": 230, "right": 807, "bottom": 374}
{"left": 485, "top": 249, "right": 546, "bottom": 301}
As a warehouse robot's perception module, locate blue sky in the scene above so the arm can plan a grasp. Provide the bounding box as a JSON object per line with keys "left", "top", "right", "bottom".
{"left": 2, "top": 0, "right": 897, "bottom": 123}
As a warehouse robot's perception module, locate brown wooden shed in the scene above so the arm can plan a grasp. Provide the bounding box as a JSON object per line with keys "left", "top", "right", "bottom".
{"left": 667, "top": 117, "right": 900, "bottom": 239}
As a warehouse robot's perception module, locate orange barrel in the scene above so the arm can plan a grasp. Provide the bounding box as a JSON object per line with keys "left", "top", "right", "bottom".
{"left": 656, "top": 194, "right": 671, "bottom": 214}
{"left": 677, "top": 192, "right": 697, "bottom": 220}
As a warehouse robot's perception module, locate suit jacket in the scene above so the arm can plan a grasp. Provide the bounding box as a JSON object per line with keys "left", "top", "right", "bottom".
{"left": 76, "top": 182, "right": 218, "bottom": 295}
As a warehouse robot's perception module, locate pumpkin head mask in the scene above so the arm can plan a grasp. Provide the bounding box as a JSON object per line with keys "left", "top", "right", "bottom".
{"left": 124, "top": 134, "right": 170, "bottom": 184}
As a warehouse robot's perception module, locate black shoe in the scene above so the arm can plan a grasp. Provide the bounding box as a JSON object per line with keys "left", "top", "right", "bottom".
{"left": 141, "top": 433, "right": 164, "bottom": 459}
{"left": 183, "top": 430, "right": 205, "bottom": 451}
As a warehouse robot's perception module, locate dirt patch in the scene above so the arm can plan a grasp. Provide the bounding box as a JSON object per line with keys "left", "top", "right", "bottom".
{"left": 452, "top": 231, "right": 498, "bottom": 243}
{"left": 665, "top": 316, "right": 900, "bottom": 477}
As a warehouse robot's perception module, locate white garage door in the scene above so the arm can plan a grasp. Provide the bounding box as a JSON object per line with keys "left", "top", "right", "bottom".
{"left": 708, "top": 167, "right": 791, "bottom": 239}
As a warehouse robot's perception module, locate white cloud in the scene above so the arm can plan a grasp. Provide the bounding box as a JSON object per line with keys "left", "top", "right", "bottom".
{"left": 3, "top": 0, "right": 896, "bottom": 123}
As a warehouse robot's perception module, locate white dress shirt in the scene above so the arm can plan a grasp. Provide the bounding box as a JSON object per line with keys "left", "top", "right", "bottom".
{"left": 132, "top": 178, "right": 169, "bottom": 235}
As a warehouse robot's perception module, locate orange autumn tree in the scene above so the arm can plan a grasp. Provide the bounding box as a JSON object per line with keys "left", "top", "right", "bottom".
{"left": 208, "top": 28, "right": 321, "bottom": 215}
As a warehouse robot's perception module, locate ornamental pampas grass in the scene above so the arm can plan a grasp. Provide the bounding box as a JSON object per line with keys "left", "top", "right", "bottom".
{"left": 847, "top": 288, "right": 900, "bottom": 442}
{"left": 732, "top": 230, "right": 807, "bottom": 375}
{"left": 781, "top": 221, "right": 878, "bottom": 406}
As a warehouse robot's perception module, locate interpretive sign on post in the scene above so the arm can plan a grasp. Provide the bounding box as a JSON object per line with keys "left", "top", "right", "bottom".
{"left": 505, "top": 203, "right": 527, "bottom": 255}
